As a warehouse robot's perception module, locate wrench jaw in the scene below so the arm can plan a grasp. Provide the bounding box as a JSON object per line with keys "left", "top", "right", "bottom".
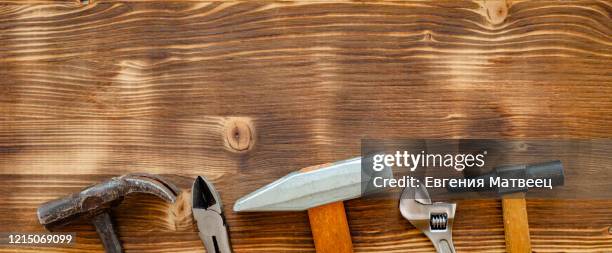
{"left": 399, "top": 184, "right": 457, "bottom": 253}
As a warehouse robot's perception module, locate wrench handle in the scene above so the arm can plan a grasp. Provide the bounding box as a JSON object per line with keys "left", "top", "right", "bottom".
{"left": 432, "top": 235, "right": 456, "bottom": 253}
{"left": 307, "top": 201, "right": 354, "bottom": 253}
{"left": 502, "top": 192, "right": 532, "bottom": 253}
{"left": 435, "top": 239, "right": 456, "bottom": 253}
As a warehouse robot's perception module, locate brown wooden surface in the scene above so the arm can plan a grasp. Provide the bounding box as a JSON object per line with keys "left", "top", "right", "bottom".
{"left": 0, "top": 0, "right": 611, "bottom": 252}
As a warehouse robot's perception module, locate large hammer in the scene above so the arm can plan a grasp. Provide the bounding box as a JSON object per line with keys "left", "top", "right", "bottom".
{"left": 450, "top": 161, "right": 564, "bottom": 253}
{"left": 233, "top": 157, "right": 392, "bottom": 253}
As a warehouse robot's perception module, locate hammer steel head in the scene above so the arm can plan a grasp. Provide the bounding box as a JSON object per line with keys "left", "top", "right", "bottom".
{"left": 448, "top": 160, "right": 564, "bottom": 194}
{"left": 37, "top": 173, "right": 181, "bottom": 229}
{"left": 234, "top": 156, "right": 393, "bottom": 212}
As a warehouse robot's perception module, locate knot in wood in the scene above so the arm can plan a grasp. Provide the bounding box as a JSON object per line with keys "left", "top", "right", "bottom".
{"left": 224, "top": 117, "right": 254, "bottom": 153}
{"left": 168, "top": 191, "right": 193, "bottom": 231}
{"left": 423, "top": 31, "right": 433, "bottom": 42}
{"left": 483, "top": 0, "right": 509, "bottom": 25}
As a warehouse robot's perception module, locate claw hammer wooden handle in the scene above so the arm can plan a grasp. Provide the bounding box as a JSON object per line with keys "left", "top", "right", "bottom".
{"left": 502, "top": 192, "right": 532, "bottom": 253}
{"left": 308, "top": 202, "right": 354, "bottom": 253}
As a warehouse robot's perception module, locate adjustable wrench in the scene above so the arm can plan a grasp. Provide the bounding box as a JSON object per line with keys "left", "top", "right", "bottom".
{"left": 399, "top": 184, "right": 457, "bottom": 253}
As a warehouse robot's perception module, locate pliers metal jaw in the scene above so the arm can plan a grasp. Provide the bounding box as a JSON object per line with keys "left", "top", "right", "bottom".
{"left": 192, "top": 176, "right": 232, "bottom": 253}
{"left": 399, "top": 184, "right": 456, "bottom": 253}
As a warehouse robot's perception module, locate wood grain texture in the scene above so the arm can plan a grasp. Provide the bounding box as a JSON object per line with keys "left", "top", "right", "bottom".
{"left": 0, "top": 0, "right": 611, "bottom": 252}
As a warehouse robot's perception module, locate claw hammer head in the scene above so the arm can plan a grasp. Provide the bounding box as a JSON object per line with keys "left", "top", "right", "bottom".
{"left": 37, "top": 173, "right": 180, "bottom": 253}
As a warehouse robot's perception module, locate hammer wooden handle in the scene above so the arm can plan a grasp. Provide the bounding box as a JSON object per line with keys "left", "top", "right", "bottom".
{"left": 307, "top": 202, "right": 354, "bottom": 253}
{"left": 502, "top": 192, "right": 532, "bottom": 253}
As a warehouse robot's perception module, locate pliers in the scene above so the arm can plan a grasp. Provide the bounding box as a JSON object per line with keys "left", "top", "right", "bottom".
{"left": 192, "top": 176, "right": 233, "bottom": 253}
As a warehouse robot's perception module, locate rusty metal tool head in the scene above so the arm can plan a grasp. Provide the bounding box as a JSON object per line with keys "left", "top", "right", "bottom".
{"left": 192, "top": 176, "right": 232, "bottom": 253}
{"left": 400, "top": 184, "right": 456, "bottom": 253}
{"left": 37, "top": 173, "right": 180, "bottom": 253}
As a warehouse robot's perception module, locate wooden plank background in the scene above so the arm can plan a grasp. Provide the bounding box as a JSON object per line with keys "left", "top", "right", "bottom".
{"left": 1, "top": 0, "right": 611, "bottom": 252}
